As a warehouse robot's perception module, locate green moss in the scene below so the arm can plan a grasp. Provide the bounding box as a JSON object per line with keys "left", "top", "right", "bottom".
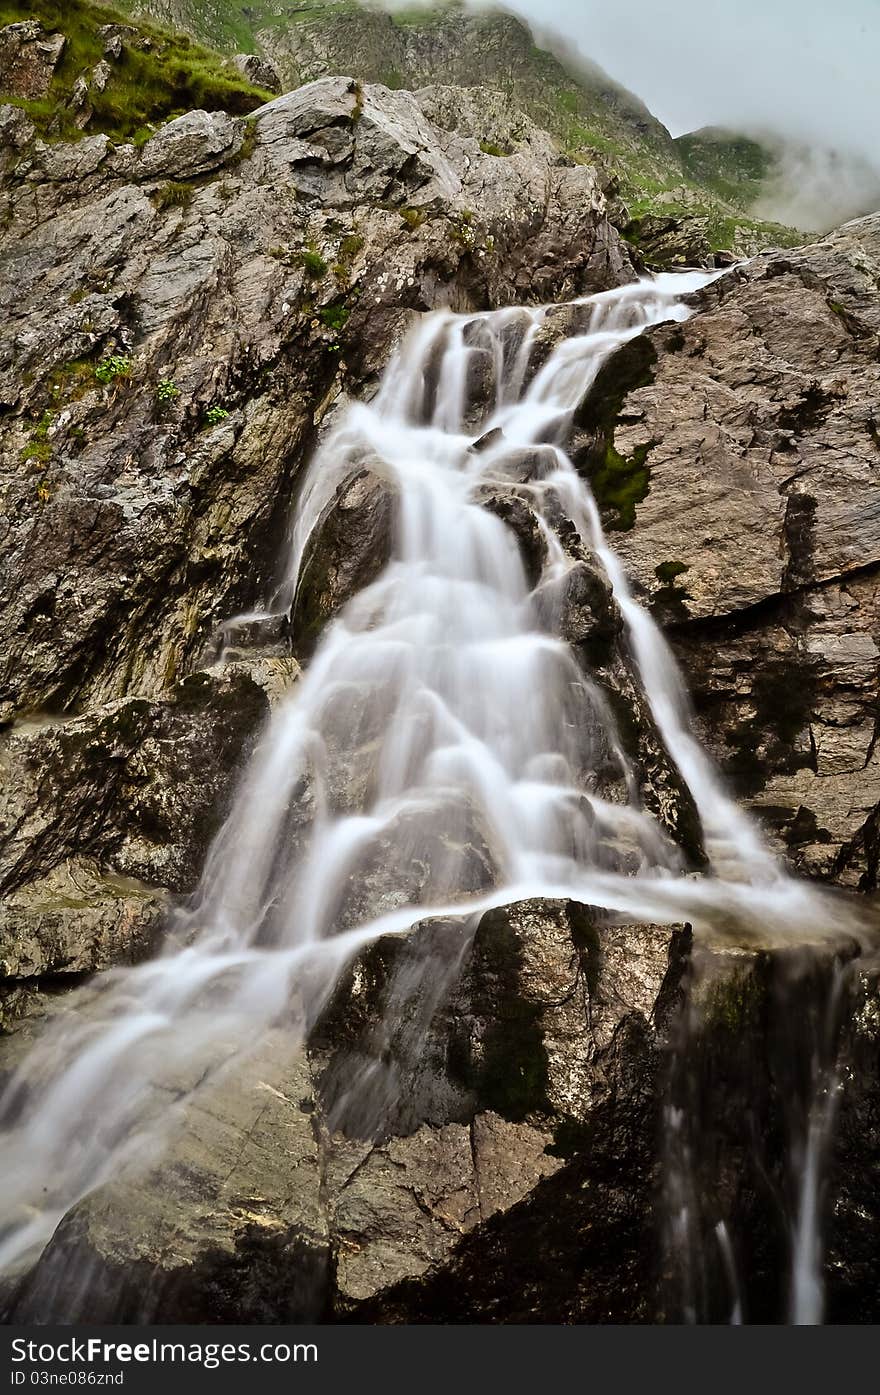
{"left": 574, "top": 334, "right": 658, "bottom": 531}
{"left": 479, "top": 140, "right": 508, "bottom": 157}
{"left": 655, "top": 560, "right": 689, "bottom": 585}
{"left": 300, "top": 248, "right": 329, "bottom": 279}
{"left": 701, "top": 965, "right": 763, "bottom": 1035}
{"left": 589, "top": 440, "right": 651, "bottom": 532}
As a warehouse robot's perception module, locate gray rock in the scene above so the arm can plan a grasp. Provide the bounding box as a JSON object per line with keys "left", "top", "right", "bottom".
{"left": 232, "top": 52, "right": 282, "bottom": 95}
{"left": 592, "top": 214, "right": 880, "bottom": 883}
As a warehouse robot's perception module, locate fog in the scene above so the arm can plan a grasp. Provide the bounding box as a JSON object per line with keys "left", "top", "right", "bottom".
{"left": 371, "top": 0, "right": 880, "bottom": 230}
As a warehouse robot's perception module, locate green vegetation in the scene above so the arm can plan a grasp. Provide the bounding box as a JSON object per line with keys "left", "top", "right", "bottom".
{"left": 399, "top": 205, "right": 425, "bottom": 231}
{"left": 317, "top": 303, "right": 350, "bottom": 332}
{"left": 105, "top": 0, "right": 803, "bottom": 254}
{"left": 204, "top": 405, "right": 229, "bottom": 426}
{"left": 153, "top": 180, "right": 194, "bottom": 211}
{"left": 0, "top": 0, "right": 274, "bottom": 144}
{"left": 94, "top": 353, "right": 133, "bottom": 385}
{"left": 300, "top": 248, "right": 329, "bottom": 279}
{"left": 20, "top": 411, "right": 54, "bottom": 468}
{"left": 590, "top": 440, "right": 652, "bottom": 532}
{"left": 339, "top": 233, "right": 365, "bottom": 261}
{"left": 655, "top": 560, "right": 689, "bottom": 585}
{"left": 156, "top": 377, "right": 180, "bottom": 405}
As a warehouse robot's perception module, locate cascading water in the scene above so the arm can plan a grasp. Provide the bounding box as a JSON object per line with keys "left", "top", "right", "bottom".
{"left": 0, "top": 271, "right": 869, "bottom": 1312}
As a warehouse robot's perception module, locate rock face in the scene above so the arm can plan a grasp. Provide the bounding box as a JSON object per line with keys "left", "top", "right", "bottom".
{"left": 0, "top": 76, "right": 632, "bottom": 1016}
{"left": 7, "top": 902, "right": 687, "bottom": 1322}
{"left": 232, "top": 52, "right": 282, "bottom": 95}
{"left": 599, "top": 216, "right": 880, "bottom": 888}
{"left": 0, "top": 22, "right": 65, "bottom": 101}
{"left": 2, "top": 57, "right": 880, "bottom": 1327}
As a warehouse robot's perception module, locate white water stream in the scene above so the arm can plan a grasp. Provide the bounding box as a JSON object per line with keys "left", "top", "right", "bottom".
{"left": 0, "top": 271, "right": 865, "bottom": 1313}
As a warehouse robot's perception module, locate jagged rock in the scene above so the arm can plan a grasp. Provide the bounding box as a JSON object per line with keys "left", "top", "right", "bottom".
{"left": 0, "top": 667, "right": 270, "bottom": 1012}
{"left": 0, "top": 76, "right": 629, "bottom": 721}
{"left": 0, "top": 76, "right": 631, "bottom": 1018}
{"left": 137, "top": 108, "right": 244, "bottom": 179}
{"left": 0, "top": 859, "right": 166, "bottom": 984}
{"left": 292, "top": 468, "right": 395, "bottom": 659}
{"left": 597, "top": 214, "right": 880, "bottom": 883}
{"left": 232, "top": 52, "right": 282, "bottom": 95}
{"left": 0, "top": 22, "right": 65, "bottom": 101}
{"left": 624, "top": 212, "right": 714, "bottom": 269}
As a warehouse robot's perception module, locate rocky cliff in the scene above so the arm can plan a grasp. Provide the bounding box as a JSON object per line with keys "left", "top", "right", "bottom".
{"left": 118, "top": 0, "right": 803, "bottom": 259}
{"left": 0, "top": 71, "right": 631, "bottom": 1027}
{"left": 1, "top": 24, "right": 879, "bottom": 1325}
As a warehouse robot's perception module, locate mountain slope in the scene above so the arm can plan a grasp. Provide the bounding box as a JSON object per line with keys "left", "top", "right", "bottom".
{"left": 0, "top": 0, "right": 272, "bottom": 142}
{"left": 117, "top": 0, "right": 801, "bottom": 255}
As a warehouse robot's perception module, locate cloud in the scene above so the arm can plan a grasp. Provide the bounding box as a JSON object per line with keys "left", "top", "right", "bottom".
{"left": 369, "top": 0, "right": 880, "bottom": 230}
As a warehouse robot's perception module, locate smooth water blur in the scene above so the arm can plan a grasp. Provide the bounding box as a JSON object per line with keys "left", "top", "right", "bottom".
{"left": 0, "top": 272, "right": 867, "bottom": 1287}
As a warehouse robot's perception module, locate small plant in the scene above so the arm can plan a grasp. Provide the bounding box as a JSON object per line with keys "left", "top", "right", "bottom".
{"left": 448, "top": 210, "right": 478, "bottom": 249}
{"left": 400, "top": 206, "right": 425, "bottom": 231}
{"left": 95, "top": 354, "right": 133, "bottom": 386}
{"left": 339, "top": 233, "right": 365, "bottom": 261}
{"left": 21, "top": 410, "right": 53, "bottom": 468}
{"left": 318, "top": 304, "right": 351, "bottom": 332}
{"left": 35, "top": 481, "right": 52, "bottom": 504}
{"left": 153, "top": 181, "right": 194, "bottom": 212}
{"left": 156, "top": 378, "right": 181, "bottom": 406}
{"left": 479, "top": 140, "right": 508, "bottom": 157}
{"left": 300, "top": 248, "right": 329, "bottom": 279}
{"left": 205, "top": 405, "right": 230, "bottom": 427}
{"left": 237, "top": 117, "right": 259, "bottom": 163}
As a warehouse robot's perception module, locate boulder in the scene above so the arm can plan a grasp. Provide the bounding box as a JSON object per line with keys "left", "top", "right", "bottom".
{"left": 0, "top": 22, "right": 65, "bottom": 101}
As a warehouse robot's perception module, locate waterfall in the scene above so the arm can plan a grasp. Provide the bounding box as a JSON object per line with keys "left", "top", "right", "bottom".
{"left": 0, "top": 272, "right": 867, "bottom": 1299}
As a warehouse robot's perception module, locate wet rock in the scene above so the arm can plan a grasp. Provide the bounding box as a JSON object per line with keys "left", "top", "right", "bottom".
{"left": 292, "top": 469, "right": 395, "bottom": 658}
{"left": 607, "top": 215, "right": 880, "bottom": 882}
{"left": 0, "top": 860, "right": 166, "bottom": 983}
{"left": 8, "top": 1042, "right": 329, "bottom": 1323}
{"left": 5, "top": 901, "right": 684, "bottom": 1322}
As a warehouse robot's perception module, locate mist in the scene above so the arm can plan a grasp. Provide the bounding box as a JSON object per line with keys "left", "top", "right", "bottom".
{"left": 369, "top": 0, "right": 880, "bottom": 231}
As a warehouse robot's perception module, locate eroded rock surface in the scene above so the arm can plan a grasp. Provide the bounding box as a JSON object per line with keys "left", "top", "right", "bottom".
{"left": 7, "top": 901, "right": 686, "bottom": 1322}
{"left": 584, "top": 215, "right": 880, "bottom": 888}
{"left": 0, "top": 76, "right": 632, "bottom": 1010}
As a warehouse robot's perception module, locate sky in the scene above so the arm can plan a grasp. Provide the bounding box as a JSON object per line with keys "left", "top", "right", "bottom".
{"left": 494, "top": 0, "right": 878, "bottom": 158}
{"left": 375, "top": 0, "right": 880, "bottom": 227}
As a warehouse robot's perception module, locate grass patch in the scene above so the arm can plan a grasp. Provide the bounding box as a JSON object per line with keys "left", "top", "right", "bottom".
{"left": 152, "top": 180, "right": 194, "bottom": 211}
{"left": 0, "top": 0, "right": 274, "bottom": 144}
{"left": 300, "top": 248, "right": 329, "bottom": 279}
